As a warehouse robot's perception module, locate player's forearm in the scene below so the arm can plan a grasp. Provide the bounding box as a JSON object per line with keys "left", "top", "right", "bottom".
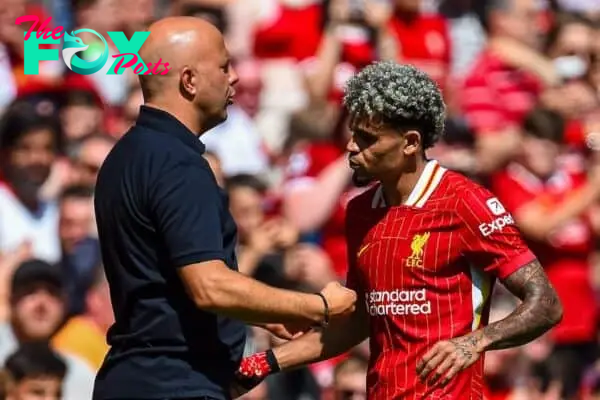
{"left": 305, "top": 25, "right": 342, "bottom": 101}
{"left": 273, "top": 311, "right": 369, "bottom": 370}
{"left": 375, "top": 26, "right": 399, "bottom": 61}
{"left": 190, "top": 262, "right": 324, "bottom": 324}
{"left": 519, "top": 183, "right": 600, "bottom": 240}
{"left": 476, "top": 260, "right": 563, "bottom": 351}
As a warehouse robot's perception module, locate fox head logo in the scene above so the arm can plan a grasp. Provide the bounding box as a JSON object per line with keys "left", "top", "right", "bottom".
{"left": 62, "top": 29, "right": 108, "bottom": 75}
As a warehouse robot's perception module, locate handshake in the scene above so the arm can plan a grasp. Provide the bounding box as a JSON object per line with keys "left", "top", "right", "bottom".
{"left": 230, "top": 282, "right": 357, "bottom": 397}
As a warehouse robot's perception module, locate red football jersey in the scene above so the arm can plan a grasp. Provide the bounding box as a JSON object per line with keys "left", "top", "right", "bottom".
{"left": 345, "top": 160, "right": 536, "bottom": 400}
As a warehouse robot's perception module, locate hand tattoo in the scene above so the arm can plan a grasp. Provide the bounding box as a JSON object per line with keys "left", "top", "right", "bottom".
{"left": 481, "top": 259, "right": 562, "bottom": 351}
{"left": 416, "top": 259, "right": 561, "bottom": 387}
{"left": 449, "top": 333, "right": 479, "bottom": 360}
{"left": 417, "top": 333, "right": 482, "bottom": 386}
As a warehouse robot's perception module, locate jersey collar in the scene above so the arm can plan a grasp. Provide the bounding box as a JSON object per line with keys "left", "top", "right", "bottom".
{"left": 371, "top": 160, "right": 446, "bottom": 209}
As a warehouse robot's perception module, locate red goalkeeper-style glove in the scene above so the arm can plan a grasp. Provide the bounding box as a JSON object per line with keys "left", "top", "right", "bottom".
{"left": 233, "top": 350, "right": 280, "bottom": 392}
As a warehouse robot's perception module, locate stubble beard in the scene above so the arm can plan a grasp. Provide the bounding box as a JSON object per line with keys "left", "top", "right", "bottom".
{"left": 352, "top": 170, "right": 374, "bottom": 187}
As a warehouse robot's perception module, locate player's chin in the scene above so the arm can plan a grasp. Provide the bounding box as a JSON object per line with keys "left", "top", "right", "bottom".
{"left": 352, "top": 170, "right": 373, "bottom": 187}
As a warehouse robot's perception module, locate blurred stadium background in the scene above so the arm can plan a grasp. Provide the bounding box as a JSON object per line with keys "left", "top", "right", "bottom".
{"left": 0, "top": 0, "right": 600, "bottom": 399}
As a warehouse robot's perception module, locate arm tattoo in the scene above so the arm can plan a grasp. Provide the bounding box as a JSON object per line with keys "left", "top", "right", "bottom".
{"left": 480, "top": 259, "right": 563, "bottom": 351}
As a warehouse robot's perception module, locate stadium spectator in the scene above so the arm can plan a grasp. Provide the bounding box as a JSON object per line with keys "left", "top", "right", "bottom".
{"left": 226, "top": 174, "right": 300, "bottom": 278}
{"left": 461, "top": 0, "right": 557, "bottom": 175}
{"left": 0, "top": 259, "right": 95, "bottom": 400}
{"left": 70, "top": 0, "right": 129, "bottom": 106}
{"left": 332, "top": 354, "right": 367, "bottom": 400}
{"left": 52, "top": 266, "right": 112, "bottom": 371}
{"left": 2, "top": 341, "right": 67, "bottom": 400}
{"left": 68, "top": 134, "right": 116, "bottom": 187}
{"left": 60, "top": 87, "right": 105, "bottom": 143}
{"left": 282, "top": 107, "right": 368, "bottom": 278}
{"left": 202, "top": 59, "right": 270, "bottom": 178}
{"left": 491, "top": 107, "right": 600, "bottom": 398}
{"left": 0, "top": 101, "right": 62, "bottom": 264}
{"left": 57, "top": 185, "right": 101, "bottom": 315}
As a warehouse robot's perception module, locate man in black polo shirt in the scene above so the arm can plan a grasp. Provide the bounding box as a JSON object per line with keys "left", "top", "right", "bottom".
{"left": 92, "top": 17, "right": 356, "bottom": 400}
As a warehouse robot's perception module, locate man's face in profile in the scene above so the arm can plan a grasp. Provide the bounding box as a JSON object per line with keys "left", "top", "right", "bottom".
{"left": 192, "top": 40, "right": 238, "bottom": 130}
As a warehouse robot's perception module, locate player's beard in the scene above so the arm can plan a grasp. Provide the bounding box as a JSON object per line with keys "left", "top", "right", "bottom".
{"left": 352, "top": 169, "right": 373, "bottom": 187}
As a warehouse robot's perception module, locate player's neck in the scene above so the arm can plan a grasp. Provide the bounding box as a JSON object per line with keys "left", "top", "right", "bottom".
{"left": 381, "top": 157, "right": 428, "bottom": 206}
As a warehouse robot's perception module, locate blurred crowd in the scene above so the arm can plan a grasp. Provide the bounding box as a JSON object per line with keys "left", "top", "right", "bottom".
{"left": 1, "top": 0, "right": 600, "bottom": 399}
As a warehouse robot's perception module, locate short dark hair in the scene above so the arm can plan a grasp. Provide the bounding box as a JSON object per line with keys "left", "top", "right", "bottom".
{"left": 4, "top": 342, "right": 67, "bottom": 383}
{"left": 343, "top": 62, "right": 446, "bottom": 150}
{"left": 59, "top": 184, "right": 95, "bottom": 202}
{"left": 225, "top": 174, "right": 268, "bottom": 194}
{"left": 523, "top": 107, "right": 565, "bottom": 143}
{"left": 0, "top": 100, "right": 62, "bottom": 153}
{"left": 62, "top": 89, "right": 101, "bottom": 109}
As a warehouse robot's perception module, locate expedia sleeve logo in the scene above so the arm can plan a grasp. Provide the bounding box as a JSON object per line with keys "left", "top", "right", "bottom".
{"left": 479, "top": 197, "right": 514, "bottom": 237}
{"left": 485, "top": 198, "right": 506, "bottom": 216}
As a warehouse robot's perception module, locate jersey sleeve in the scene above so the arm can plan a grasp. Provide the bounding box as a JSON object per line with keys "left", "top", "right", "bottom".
{"left": 457, "top": 185, "right": 536, "bottom": 279}
{"left": 149, "top": 162, "right": 225, "bottom": 267}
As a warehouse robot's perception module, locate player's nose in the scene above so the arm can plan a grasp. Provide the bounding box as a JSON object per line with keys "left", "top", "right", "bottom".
{"left": 346, "top": 137, "right": 359, "bottom": 153}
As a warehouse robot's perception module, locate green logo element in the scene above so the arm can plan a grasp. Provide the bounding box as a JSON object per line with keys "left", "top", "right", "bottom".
{"left": 62, "top": 29, "right": 108, "bottom": 75}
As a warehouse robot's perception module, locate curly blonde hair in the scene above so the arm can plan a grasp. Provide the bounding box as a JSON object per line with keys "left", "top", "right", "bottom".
{"left": 343, "top": 61, "right": 446, "bottom": 149}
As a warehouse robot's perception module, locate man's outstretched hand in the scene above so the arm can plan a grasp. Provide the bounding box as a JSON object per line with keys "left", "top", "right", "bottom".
{"left": 416, "top": 333, "right": 483, "bottom": 387}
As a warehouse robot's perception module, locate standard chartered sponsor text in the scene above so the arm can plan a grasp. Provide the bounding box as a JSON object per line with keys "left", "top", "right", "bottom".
{"left": 366, "top": 288, "right": 432, "bottom": 316}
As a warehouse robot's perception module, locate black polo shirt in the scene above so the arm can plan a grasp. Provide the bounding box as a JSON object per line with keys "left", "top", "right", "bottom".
{"left": 93, "top": 106, "right": 246, "bottom": 400}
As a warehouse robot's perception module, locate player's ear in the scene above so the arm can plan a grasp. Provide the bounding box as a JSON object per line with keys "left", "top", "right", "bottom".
{"left": 403, "top": 130, "right": 421, "bottom": 156}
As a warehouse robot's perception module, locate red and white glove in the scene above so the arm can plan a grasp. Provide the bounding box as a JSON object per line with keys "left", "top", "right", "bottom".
{"left": 233, "top": 350, "right": 280, "bottom": 393}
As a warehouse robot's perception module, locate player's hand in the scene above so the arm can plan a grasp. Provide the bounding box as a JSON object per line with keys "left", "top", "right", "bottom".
{"left": 247, "top": 220, "right": 279, "bottom": 255}
{"left": 364, "top": 0, "right": 392, "bottom": 29}
{"left": 320, "top": 281, "right": 357, "bottom": 319}
{"left": 260, "top": 323, "right": 308, "bottom": 340}
{"left": 416, "top": 334, "right": 483, "bottom": 387}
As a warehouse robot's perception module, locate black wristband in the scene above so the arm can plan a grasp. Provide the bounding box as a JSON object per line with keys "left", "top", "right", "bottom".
{"left": 315, "top": 292, "right": 330, "bottom": 327}
{"left": 265, "top": 349, "right": 281, "bottom": 373}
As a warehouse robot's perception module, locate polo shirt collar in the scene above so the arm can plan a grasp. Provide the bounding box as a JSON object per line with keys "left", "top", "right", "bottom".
{"left": 136, "top": 105, "right": 206, "bottom": 153}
